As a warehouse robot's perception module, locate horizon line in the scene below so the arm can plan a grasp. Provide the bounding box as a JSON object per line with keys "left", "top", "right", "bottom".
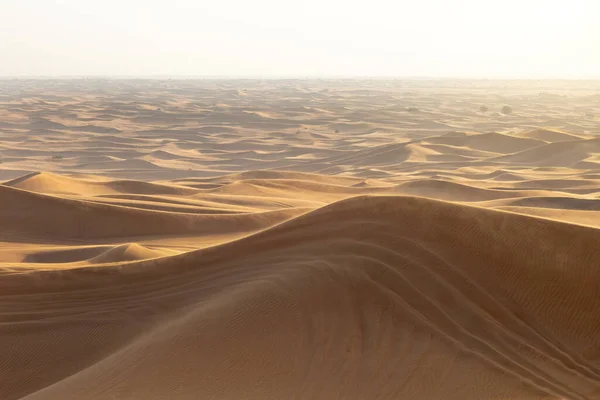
{"left": 2, "top": 75, "right": 600, "bottom": 81}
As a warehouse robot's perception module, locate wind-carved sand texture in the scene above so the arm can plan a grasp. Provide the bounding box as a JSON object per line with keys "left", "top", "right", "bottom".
{"left": 1, "top": 79, "right": 600, "bottom": 399}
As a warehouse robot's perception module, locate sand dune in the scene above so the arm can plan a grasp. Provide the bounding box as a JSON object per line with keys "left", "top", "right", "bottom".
{"left": 491, "top": 138, "right": 600, "bottom": 167}
{"left": 423, "top": 131, "right": 547, "bottom": 153}
{"left": 1, "top": 79, "right": 600, "bottom": 399}
{"left": 3, "top": 196, "right": 600, "bottom": 399}
{"left": 515, "top": 128, "right": 585, "bottom": 143}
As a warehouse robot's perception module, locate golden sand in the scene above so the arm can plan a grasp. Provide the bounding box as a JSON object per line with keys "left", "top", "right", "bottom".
{"left": 1, "top": 79, "right": 599, "bottom": 399}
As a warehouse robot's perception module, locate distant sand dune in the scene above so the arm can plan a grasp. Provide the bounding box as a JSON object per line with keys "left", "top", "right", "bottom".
{"left": 423, "top": 132, "right": 546, "bottom": 153}
{"left": 491, "top": 138, "right": 600, "bottom": 167}
{"left": 515, "top": 128, "right": 586, "bottom": 143}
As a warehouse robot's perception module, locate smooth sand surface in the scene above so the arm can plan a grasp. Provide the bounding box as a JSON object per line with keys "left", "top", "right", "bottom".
{"left": 1, "top": 79, "right": 600, "bottom": 399}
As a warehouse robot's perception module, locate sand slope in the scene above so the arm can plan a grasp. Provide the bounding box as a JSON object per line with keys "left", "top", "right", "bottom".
{"left": 1, "top": 79, "right": 600, "bottom": 399}
{"left": 2, "top": 196, "right": 600, "bottom": 399}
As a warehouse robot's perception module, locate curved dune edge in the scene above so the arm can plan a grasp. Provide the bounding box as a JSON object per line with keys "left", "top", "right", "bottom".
{"left": 2, "top": 195, "right": 600, "bottom": 399}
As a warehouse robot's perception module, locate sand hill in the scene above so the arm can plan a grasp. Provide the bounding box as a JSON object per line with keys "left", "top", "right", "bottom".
{"left": 1, "top": 79, "right": 599, "bottom": 399}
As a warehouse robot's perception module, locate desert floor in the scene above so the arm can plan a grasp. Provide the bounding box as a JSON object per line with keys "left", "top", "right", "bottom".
{"left": 1, "top": 79, "right": 600, "bottom": 399}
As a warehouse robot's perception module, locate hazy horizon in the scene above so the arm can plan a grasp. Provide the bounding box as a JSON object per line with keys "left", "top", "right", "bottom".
{"left": 4, "top": 74, "right": 600, "bottom": 80}
{"left": 3, "top": 0, "right": 599, "bottom": 78}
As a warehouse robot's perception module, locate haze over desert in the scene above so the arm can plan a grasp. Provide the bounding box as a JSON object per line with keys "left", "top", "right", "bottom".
{"left": 0, "top": 79, "right": 599, "bottom": 399}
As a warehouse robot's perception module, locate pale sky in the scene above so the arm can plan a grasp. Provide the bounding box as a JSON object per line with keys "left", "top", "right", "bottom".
{"left": 2, "top": 0, "right": 599, "bottom": 78}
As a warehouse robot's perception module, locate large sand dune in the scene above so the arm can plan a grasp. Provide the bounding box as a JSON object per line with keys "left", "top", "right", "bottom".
{"left": 1, "top": 79, "right": 599, "bottom": 399}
